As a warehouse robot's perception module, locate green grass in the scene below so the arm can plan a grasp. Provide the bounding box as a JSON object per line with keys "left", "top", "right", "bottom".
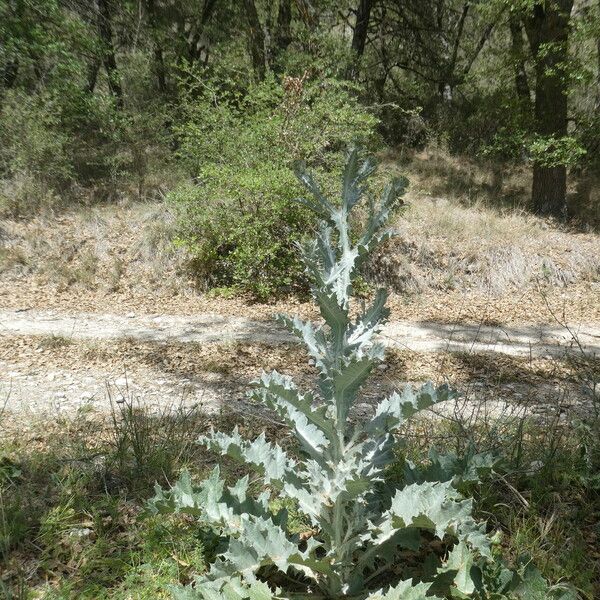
{"left": 1, "top": 404, "right": 598, "bottom": 598}
{"left": 482, "top": 440, "right": 600, "bottom": 597}
{"left": 0, "top": 399, "right": 215, "bottom": 598}
{"left": 29, "top": 510, "right": 208, "bottom": 599}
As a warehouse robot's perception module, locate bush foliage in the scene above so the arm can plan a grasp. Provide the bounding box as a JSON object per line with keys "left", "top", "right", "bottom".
{"left": 168, "top": 75, "right": 379, "bottom": 298}
{"left": 169, "top": 166, "right": 310, "bottom": 298}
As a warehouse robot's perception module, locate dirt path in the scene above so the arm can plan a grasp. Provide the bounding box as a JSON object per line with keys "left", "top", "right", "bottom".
{"left": 1, "top": 309, "right": 597, "bottom": 419}
{"left": 1, "top": 309, "right": 599, "bottom": 356}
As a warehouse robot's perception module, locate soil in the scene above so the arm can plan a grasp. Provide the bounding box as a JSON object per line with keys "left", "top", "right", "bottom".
{"left": 5, "top": 278, "right": 600, "bottom": 325}
{"left": 1, "top": 310, "right": 596, "bottom": 422}
{"left": 2, "top": 202, "right": 599, "bottom": 423}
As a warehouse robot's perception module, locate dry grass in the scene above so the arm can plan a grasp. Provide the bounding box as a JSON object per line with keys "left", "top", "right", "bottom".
{"left": 369, "top": 149, "right": 600, "bottom": 294}
{"left": 0, "top": 173, "right": 64, "bottom": 219}
{"left": 1, "top": 152, "right": 599, "bottom": 323}
{"left": 0, "top": 202, "right": 191, "bottom": 295}
{"left": 397, "top": 147, "right": 531, "bottom": 208}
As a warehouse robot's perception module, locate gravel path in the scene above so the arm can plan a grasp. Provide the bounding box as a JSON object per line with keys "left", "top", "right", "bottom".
{"left": 2, "top": 309, "right": 599, "bottom": 356}
{"left": 1, "top": 309, "right": 597, "bottom": 418}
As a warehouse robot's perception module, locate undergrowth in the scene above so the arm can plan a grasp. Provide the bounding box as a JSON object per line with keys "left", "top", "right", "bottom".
{"left": 1, "top": 398, "right": 598, "bottom": 597}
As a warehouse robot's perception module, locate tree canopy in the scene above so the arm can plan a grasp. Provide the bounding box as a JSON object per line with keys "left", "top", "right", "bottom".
{"left": 1, "top": 0, "right": 599, "bottom": 220}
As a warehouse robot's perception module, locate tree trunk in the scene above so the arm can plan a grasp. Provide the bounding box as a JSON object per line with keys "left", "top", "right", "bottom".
{"left": 508, "top": 14, "right": 531, "bottom": 110}
{"left": 348, "top": 0, "right": 374, "bottom": 80}
{"left": 573, "top": 0, "right": 600, "bottom": 214}
{"left": 86, "top": 58, "right": 101, "bottom": 94}
{"left": 153, "top": 46, "right": 167, "bottom": 93}
{"left": 186, "top": 0, "right": 218, "bottom": 64}
{"left": 145, "top": 0, "right": 167, "bottom": 93}
{"left": 295, "top": 0, "right": 319, "bottom": 28}
{"left": 596, "top": 0, "right": 600, "bottom": 113}
{"left": 531, "top": 164, "right": 568, "bottom": 217}
{"left": 243, "top": 0, "right": 267, "bottom": 80}
{"left": 275, "top": 0, "right": 292, "bottom": 58}
{"left": 524, "top": 0, "right": 573, "bottom": 218}
{"left": 97, "top": 0, "right": 123, "bottom": 108}
{"left": 1, "top": 59, "right": 18, "bottom": 89}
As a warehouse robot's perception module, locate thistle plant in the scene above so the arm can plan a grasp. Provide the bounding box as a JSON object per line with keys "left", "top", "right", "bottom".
{"left": 150, "top": 149, "right": 494, "bottom": 599}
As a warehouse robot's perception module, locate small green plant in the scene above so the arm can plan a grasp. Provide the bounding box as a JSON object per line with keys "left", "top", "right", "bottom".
{"left": 108, "top": 391, "right": 201, "bottom": 493}
{"left": 152, "top": 149, "right": 535, "bottom": 599}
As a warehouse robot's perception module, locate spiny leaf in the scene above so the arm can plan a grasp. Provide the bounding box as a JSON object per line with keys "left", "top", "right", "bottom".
{"left": 440, "top": 541, "right": 476, "bottom": 595}
{"left": 366, "top": 579, "right": 441, "bottom": 600}
{"left": 332, "top": 352, "right": 380, "bottom": 424}
{"left": 367, "top": 382, "right": 456, "bottom": 433}
{"left": 276, "top": 314, "right": 327, "bottom": 367}
{"left": 341, "top": 147, "right": 377, "bottom": 212}
{"left": 387, "top": 480, "right": 472, "bottom": 540}
{"left": 404, "top": 446, "right": 498, "bottom": 486}
{"left": 360, "top": 176, "right": 408, "bottom": 247}
{"left": 230, "top": 517, "right": 329, "bottom": 583}
{"left": 292, "top": 160, "right": 334, "bottom": 220}
{"left": 313, "top": 287, "right": 348, "bottom": 349}
{"left": 173, "top": 575, "right": 277, "bottom": 600}
{"left": 148, "top": 467, "right": 272, "bottom": 533}
{"left": 348, "top": 288, "right": 390, "bottom": 349}
{"left": 252, "top": 371, "right": 334, "bottom": 457}
{"left": 199, "top": 427, "right": 300, "bottom": 487}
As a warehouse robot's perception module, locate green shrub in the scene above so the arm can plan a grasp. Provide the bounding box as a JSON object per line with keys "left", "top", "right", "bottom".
{"left": 438, "top": 91, "right": 531, "bottom": 161}
{"left": 169, "top": 164, "right": 311, "bottom": 299}
{"left": 0, "top": 92, "right": 74, "bottom": 204}
{"left": 97, "top": 50, "right": 177, "bottom": 199}
{"left": 169, "top": 73, "right": 379, "bottom": 297}
{"left": 0, "top": 90, "right": 79, "bottom": 217}
{"left": 0, "top": 41, "right": 175, "bottom": 215}
{"left": 175, "top": 74, "right": 379, "bottom": 172}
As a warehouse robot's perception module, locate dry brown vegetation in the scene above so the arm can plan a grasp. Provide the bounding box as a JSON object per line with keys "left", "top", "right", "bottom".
{"left": 372, "top": 151, "right": 600, "bottom": 296}
{"left": 2, "top": 152, "right": 598, "bottom": 327}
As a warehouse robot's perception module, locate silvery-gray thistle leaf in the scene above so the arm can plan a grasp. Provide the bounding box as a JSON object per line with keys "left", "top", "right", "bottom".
{"left": 149, "top": 147, "right": 495, "bottom": 600}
